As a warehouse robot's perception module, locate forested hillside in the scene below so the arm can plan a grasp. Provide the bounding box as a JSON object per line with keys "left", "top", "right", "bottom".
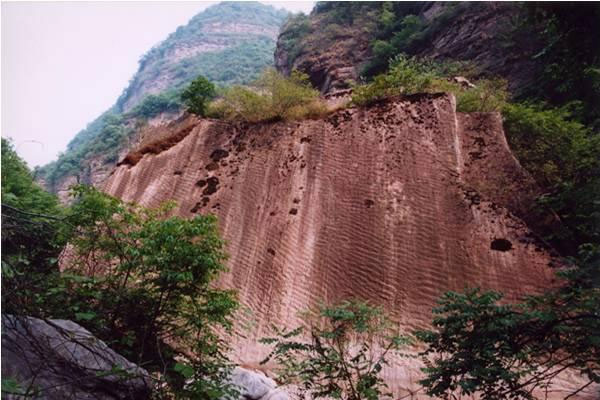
{"left": 37, "top": 2, "right": 288, "bottom": 194}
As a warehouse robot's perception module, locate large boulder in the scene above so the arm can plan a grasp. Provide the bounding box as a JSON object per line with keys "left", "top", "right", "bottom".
{"left": 229, "top": 367, "right": 288, "bottom": 400}
{"left": 1, "top": 315, "right": 151, "bottom": 399}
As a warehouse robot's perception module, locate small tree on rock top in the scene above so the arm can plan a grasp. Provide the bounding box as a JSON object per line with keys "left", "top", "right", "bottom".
{"left": 181, "top": 75, "right": 216, "bottom": 116}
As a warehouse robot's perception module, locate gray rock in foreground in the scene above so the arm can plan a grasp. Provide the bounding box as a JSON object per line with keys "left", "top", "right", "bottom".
{"left": 229, "top": 367, "right": 288, "bottom": 400}
{"left": 1, "top": 314, "right": 151, "bottom": 399}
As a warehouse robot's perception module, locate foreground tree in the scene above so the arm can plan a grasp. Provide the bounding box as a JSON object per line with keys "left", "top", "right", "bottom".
{"left": 417, "top": 246, "right": 600, "bottom": 399}
{"left": 63, "top": 186, "right": 239, "bottom": 398}
{"left": 2, "top": 138, "right": 67, "bottom": 308}
{"left": 2, "top": 148, "right": 238, "bottom": 399}
{"left": 261, "top": 300, "right": 410, "bottom": 400}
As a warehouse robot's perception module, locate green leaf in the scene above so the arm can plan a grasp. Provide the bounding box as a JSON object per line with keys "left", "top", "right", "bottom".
{"left": 174, "top": 362, "right": 195, "bottom": 379}
{"left": 75, "top": 312, "right": 97, "bottom": 321}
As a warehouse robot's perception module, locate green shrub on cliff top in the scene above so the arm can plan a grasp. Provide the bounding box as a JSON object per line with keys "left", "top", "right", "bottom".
{"left": 352, "top": 54, "right": 508, "bottom": 113}
{"left": 208, "top": 69, "right": 327, "bottom": 122}
{"left": 351, "top": 54, "right": 436, "bottom": 105}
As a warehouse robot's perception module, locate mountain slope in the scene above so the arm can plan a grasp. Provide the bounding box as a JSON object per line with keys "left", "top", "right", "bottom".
{"left": 38, "top": 2, "right": 288, "bottom": 196}
{"left": 117, "top": 2, "right": 288, "bottom": 112}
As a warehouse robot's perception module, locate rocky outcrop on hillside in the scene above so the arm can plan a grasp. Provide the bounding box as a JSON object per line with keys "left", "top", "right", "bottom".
{"left": 275, "top": 4, "right": 379, "bottom": 93}
{"left": 275, "top": 2, "right": 542, "bottom": 94}
{"left": 415, "top": 3, "right": 541, "bottom": 94}
{"left": 99, "top": 94, "right": 594, "bottom": 397}
{"left": 1, "top": 315, "right": 151, "bottom": 399}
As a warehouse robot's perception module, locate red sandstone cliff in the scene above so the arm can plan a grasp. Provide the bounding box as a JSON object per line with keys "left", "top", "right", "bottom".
{"left": 103, "top": 94, "right": 592, "bottom": 398}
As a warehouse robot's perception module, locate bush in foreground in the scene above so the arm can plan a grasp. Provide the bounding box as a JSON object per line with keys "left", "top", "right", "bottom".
{"left": 417, "top": 247, "right": 600, "bottom": 399}
{"left": 2, "top": 174, "right": 239, "bottom": 398}
{"left": 261, "top": 300, "right": 410, "bottom": 400}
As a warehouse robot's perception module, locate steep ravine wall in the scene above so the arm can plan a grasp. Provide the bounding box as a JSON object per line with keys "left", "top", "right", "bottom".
{"left": 103, "top": 94, "right": 592, "bottom": 398}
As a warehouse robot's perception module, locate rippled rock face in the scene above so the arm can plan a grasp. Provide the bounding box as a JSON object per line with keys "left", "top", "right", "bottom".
{"left": 104, "top": 93, "right": 571, "bottom": 397}
{"left": 1, "top": 315, "right": 151, "bottom": 400}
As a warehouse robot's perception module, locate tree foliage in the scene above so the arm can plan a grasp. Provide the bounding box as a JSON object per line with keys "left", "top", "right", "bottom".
{"left": 503, "top": 103, "right": 600, "bottom": 253}
{"left": 2, "top": 147, "right": 238, "bottom": 399}
{"left": 260, "top": 300, "right": 410, "bottom": 400}
{"left": 417, "top": 248, "right": 600, "bottom": 399}
{"left": 181, "top": 75, "right": 217, "bottom": 117}
{"left": 1, "top": 138, "right": 61, "bottom": 215}
{"left": 1, "top": 138, "right": 65, "bottom": 282}
{"left": 521, "top": 4, "right": 600, "bottom": 130}
{"left": 131, "top": 91, "right": 182, "bottom": 119}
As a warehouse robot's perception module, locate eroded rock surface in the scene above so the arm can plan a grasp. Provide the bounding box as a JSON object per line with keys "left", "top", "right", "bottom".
{"left": 102, "top": 93, "right": 592, "bottom": 398}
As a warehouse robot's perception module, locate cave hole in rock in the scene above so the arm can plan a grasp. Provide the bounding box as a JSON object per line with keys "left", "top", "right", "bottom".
{"left": 491, "top": 238, "right": 513, "bottom": 252}
{"left": 210, "top": 148, "right": 229, "bottom": 162}
{"left": 202, "top": 177, "right": 219, "bottom": 196}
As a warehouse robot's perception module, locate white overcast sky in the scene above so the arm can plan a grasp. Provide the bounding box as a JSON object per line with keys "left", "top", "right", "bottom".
{"left": 1, "top": 1, "right": 315, "bottom": 168}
